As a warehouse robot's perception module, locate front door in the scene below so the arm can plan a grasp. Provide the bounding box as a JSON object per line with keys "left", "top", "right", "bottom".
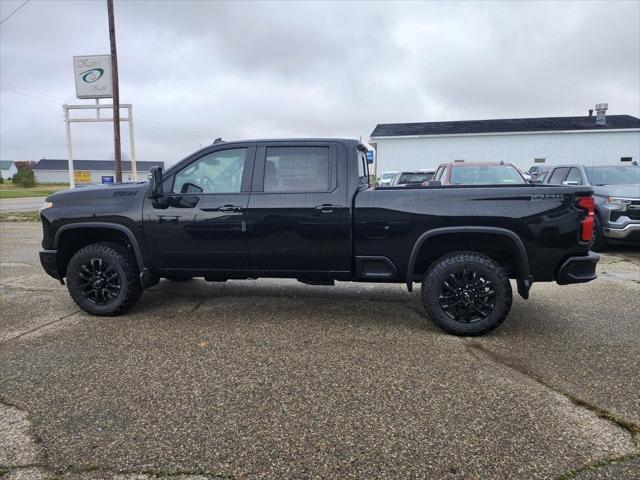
{"left": 143, "top": 145, "right": 255, "bottom": 274}
{"left": 246, "top": 142, "right": 351, "bottom": 273}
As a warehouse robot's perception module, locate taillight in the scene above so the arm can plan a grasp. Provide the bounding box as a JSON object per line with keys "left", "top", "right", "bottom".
{"left": 576, "top": 195, "right": 595, "bottom": 242}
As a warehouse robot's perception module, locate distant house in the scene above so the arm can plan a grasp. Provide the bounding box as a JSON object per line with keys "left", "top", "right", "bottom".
{"left": 0, "top": 160, "right": 17, "bottom": 179}
{"left": 32, "top": 159, "right": 164, "bottom": 184}
{"left": 370, "top": 106, "right": 640, "bottom": 174}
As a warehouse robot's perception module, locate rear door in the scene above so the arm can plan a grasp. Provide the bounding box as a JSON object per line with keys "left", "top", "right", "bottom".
{"left": 246, "top": 142, "right": 351, "bottom": 273}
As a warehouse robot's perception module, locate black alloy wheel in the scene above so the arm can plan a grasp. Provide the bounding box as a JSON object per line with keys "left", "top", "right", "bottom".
{"left": 422, "top": 251, "right": 512, "bottom": 336}
{"left": 66, "top": 242, "right": 142, "bottom": 316}
{"left": 438, "top": 268, "right": 496, "bottom": 323}
{"left": 76, "top": 258, "right": 122, "bottom": 305}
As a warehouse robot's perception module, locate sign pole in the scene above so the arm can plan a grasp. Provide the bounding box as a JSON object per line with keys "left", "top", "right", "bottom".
{"left": 64, "top": 105, "right": 75, "bottom": 189}
{"left": 128, "top": 107, "right": 138, "bottom": 181}
{"left": 107, "top": 0, "right": 122, "bottom": 183}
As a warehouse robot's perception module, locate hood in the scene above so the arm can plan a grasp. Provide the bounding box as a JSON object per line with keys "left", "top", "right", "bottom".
{"left": 592, "top": 184, "right": 640, "bottom": 199}
{"left": 46, "top": 181, "right": 148, "bottom": 203}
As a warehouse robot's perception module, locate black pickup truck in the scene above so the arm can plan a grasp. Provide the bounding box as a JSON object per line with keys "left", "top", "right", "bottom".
{"left": 40, "top": 139, "right": 599, "bottom": 335}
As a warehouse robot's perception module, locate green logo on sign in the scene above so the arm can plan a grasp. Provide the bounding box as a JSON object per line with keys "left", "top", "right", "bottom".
{"left": 81, "top": 68, "right": 104, "bottom": 83}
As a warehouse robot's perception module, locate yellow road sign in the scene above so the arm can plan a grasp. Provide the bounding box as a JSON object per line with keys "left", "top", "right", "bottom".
{"left": 74, "top": 170, "right": 91, "bottom": 183}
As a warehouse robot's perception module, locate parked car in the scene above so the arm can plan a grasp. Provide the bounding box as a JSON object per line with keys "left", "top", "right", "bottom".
{"left": 433, "top": 162, "right": 527, "bottom": 185}
{"left": 531, "top": 169, "right": 550, "bottom": 184}
{"left": 377, "top": 171, "right": 397, "bottom": 187}
{"left": 389, "top": 170, "right": 435, "bottom": 187}
{"left": 40, "top": 138, "right": 598, "bottom": 336}
{"left": 527, "top": 165, "right": 544, "bottom": 178}
{"left": 543, "top": 164, "right": 640, "bottom": 250}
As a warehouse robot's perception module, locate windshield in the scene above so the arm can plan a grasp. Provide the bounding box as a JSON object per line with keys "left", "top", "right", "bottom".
{"left": 397, "top": 172, "right": 434, "bottom": 184}
{"left": 381, "top": 172, "right": 396, "bottom": 180}
{"left": 585, "top": 166, "right": 640, "bottom": 186}
{"left": 450, "top": 165, "right": 525, "bottom": 185}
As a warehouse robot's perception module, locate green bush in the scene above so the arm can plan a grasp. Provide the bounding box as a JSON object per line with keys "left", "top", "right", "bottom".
{"left": 12, "top": 165, "right": 36, "bottom": 188}
{"left": 0, "top": 172, "right": 4, "bottom": 184}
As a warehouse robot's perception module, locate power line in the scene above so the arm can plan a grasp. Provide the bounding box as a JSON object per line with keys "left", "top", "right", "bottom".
{"left": 0, "top": 81, "right": 210, "bottom": 139}
{"left": 0, "top": 0, "right": 30, "bottom": 26}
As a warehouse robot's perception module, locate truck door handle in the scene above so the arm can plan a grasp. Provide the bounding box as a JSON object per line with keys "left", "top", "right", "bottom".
{"left": 158, "top": 215, "right": 180, "bottom": 223}
{"left": 217, "top": 205, "right": 244, "bottom": 212}
{"left": 315, "top": 204, "right": 340, "bottom": 213}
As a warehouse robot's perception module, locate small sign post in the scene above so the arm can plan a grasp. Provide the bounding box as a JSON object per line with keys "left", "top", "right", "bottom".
{"left": 366, "top": 150, "right": 375, "bottom": 164}
{"left": 101, "top": 175, "right": 114, "bottom": 184}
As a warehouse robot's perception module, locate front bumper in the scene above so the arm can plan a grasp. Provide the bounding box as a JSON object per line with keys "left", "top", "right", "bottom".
{"left": 39, "top": 249, "right": 61, "bottom": 280}
{"left": 556, "top": 252, "right": 600, "bottom": 285}
{"left": 603, "top": 223, "right": 640, "bottom": 240}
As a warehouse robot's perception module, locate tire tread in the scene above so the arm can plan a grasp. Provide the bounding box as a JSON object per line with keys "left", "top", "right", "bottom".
{"left": 421, "top": 251, "right": 512, "bottom": 336}
{"left": 66, "top": 242, "right": 142, "bottom": 316}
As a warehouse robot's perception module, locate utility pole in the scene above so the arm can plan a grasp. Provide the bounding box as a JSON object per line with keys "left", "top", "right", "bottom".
{"left": 107, "top": 0, "right": 122, "bottom": 182}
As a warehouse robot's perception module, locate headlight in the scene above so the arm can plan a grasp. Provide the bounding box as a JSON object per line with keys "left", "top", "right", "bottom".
{"left": 607, "top": 196, "right": 633, "bottom": 205}
{"left": 40, "top": 201, "right": 53, "bottom": 211}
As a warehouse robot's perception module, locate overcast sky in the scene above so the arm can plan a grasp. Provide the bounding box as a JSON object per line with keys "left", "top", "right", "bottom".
{"left": 1, "top": 0, "right": 639, "bottom": 166}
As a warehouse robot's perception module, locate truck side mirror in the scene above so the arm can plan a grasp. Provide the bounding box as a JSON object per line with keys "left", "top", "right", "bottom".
{"left": 149, "top": 167, "right": 164, "bottom": 198}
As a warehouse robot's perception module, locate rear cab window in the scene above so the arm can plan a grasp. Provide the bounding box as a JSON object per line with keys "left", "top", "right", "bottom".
{"left": 548, "top": 167, "right": 569, "bottom": 185}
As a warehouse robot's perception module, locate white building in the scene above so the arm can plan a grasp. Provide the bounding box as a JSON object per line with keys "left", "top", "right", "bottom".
{"left": 370, "top": 110, "right": 640, "bottom": 175}
{"left": 33, "top": 159, "right": 164, "bottom": 184}
{"left": 0, "top": 160, "right": 17, "bottom": 180}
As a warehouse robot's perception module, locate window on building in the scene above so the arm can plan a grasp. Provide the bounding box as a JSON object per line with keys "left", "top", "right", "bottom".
{"left": 264, "top": 146, "right": 331, "bottom": 193}
{"left": 534, "top": 158, "right": 546, "bottom": 163}
{"left": 621, "top": 157, "right": 632, "bottom": 162}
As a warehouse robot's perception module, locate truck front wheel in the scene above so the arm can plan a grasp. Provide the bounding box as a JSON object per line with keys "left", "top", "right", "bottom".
{"left": 66, "top": 242, "right": 143, "bottom": 316}
{"left": 421, "top": 251, "right": 512, "bottom": 336}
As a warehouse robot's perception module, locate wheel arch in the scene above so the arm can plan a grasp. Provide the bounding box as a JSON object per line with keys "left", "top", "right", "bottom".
{"left": 54, "top": 222, "right": 145, "bottom": 279}
{"left": 406, "top": 226, "right": 532, "bottom": 298}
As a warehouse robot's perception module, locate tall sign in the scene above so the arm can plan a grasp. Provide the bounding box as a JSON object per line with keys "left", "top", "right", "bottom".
{"left": 73, "top": 55, "right": 113, "bottom": 99}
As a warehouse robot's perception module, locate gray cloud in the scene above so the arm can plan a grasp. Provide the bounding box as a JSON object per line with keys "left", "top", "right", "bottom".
{"left": 1, "top": 0, "right": 638, "bottom": 166}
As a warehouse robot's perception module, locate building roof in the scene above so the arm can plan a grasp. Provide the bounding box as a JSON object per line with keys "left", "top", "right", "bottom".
{"left": 371, "top": 115, "right": 640, "bottom": 138}
{"left": 0, "top": 160, "right": 15, "bottom": 170}
{"left": 33, "top": 159, "right": 164, "bottom": 171}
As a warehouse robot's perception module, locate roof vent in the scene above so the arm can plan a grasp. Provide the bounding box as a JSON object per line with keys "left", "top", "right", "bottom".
{"left": 595, "top": 103, "right": 608, "bottom": 126}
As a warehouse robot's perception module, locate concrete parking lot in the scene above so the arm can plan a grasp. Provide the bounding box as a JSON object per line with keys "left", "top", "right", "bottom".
{"left": 1, "top": 221, "right": 639, "bottom": 480}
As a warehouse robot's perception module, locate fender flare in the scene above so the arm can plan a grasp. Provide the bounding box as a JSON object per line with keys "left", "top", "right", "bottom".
{"left": 406, "top": 226, "right": 532, "bottom": 298}
{"left": 54, "top": 222, "right": 145, "bottom": 276}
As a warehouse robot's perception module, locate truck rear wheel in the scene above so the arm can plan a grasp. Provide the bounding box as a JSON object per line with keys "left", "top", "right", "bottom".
{"left": 66, "top": 242, "right": 142, "bottom": 316}
{"left": 421, "top": 251, "right": 512, "bottom": 336}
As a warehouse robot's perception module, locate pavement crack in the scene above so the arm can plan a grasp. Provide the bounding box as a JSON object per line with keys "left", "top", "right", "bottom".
{"left": 466, "top": 342, "right": 640, "bottom": 440}
{"left": 0, "top": 283, "right": 60, "bottom": 293}
{"left": 0, "top": 310, "right": 81, "bottom": 344}
{"left": 555, "top": 452, "right": 640, "bottom": 479}
{"left": 190, "top": 298, "right": 206, "bottom": 313}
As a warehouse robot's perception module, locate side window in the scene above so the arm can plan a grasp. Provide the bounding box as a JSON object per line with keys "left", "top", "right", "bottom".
{"left": 565, "top": 168, "right": 583, "bottom": 185}
{"left": 173, "top": 148, "right": 247, "bottom": 194}
{"left": 548, "top": 167, "right": 569, "bottom": 184}
{"left": 264, "top": 146, "right": 330, "bottom": 193}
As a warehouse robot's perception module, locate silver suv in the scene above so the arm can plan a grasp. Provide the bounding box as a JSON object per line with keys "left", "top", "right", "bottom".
{"left": 544, "top": 164, "right": 640, "bottom": 250}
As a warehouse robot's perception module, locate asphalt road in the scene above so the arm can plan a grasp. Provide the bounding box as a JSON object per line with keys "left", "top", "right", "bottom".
{"left": 1, "top": 222, "right": 639, "bottom": 480}
{"left": 0, "top": 197, "right": 46, "bottom": 212}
